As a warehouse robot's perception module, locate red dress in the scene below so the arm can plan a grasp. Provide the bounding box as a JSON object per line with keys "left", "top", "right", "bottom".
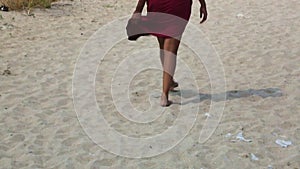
{"left": 127, "top": 0, "right": 192, "bottom": 40}
{"left": 147, "top": 0, "right": 192, "bottom": 21}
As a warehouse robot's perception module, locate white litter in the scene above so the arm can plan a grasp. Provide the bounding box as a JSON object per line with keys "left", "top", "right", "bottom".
{"left": 250, "top": 153, "right": 259, "bottom": 161}
{"left": 236, "top": 132, "right": 252, "bottom": 142}
{"left": 267, "top": 165, "right": 273, "bottom": 169}
{"left": 236, "top": 13, "right": 244, "bottom": 18}
{"left": 89, "top": 153, "right": 96, "bottom": 156}
{"left": 275, "top": 139, "right": 292, "bottom": 148}
{"left": 204, "top": 113, "right": 211, "bottom": 118}
{"left": 225, "top": 133, "right": 232, "bottom": 138}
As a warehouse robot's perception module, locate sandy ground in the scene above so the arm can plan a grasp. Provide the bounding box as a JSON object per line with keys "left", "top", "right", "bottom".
{"left": 0, "top": 0, "right": 299, "bottom": 168}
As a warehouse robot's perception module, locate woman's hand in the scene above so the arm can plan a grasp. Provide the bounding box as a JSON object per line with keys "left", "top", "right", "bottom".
{"left": 130, "top": 0, "right": 146, "bottom": 23}
{"left": 133, "top": 0, "right": 146, "bottom": 16}
{"left": 200, "top": 5, "right": 208, "bottom": 24}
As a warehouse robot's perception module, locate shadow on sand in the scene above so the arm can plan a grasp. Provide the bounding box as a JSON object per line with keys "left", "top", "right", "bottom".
{"left": 171, "top": 88, "right": 283, "bottom": 105}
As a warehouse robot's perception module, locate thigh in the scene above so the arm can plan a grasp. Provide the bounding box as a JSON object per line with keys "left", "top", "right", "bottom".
{"left": 157, "top": 37, "right": 165, "bottom": 50}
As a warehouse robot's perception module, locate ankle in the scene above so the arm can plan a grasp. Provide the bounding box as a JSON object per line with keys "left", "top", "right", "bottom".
{"left": 162, "top": 92, "right": 168, "bottom": 98}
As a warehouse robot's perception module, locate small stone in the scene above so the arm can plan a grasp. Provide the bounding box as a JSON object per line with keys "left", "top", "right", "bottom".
{"left": 2, "top": 69, "right": 11, "bottom": 75}
{"left": 242, "top": 154, "right": 249, "bottom": 158}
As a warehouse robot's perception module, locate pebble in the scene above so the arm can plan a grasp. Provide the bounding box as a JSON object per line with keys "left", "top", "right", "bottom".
{"left": 0, "top": 23, "right": 14, "bottom": 30}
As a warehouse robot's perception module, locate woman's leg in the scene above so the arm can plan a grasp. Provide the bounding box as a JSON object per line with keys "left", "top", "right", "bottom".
{"left": 160, "top": 38, "right": 181, "bottom": 106}
{"left": 157, "top": 37, "right": 178, "bottom": 91}
{"left": 157, "top": 37, "right": 165, "bottom": 66}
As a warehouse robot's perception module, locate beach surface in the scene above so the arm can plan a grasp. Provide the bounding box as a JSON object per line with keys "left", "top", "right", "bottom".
{"left": 0, "top": 0, "right": 299, "bottom": 168}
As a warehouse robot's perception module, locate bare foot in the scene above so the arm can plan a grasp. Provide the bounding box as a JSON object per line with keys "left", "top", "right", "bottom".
{"left": 160, "top": 94, "right": 172, "bottom": 107}
{"left": 169, "top": 80, "right": 179, "bottom": 91}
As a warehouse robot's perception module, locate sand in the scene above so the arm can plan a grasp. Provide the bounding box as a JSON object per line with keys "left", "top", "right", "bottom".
{"left": 0, "top": 0, "right": 299, "bottom": 168}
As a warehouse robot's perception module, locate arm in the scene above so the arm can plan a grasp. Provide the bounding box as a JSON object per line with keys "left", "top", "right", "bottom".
{"left": 134, "top": 0, "right": 147, "bottom": 13}
{"left": 130, "top": 0, "right": 146, "bottom": 21}
{"left": 199, "top": 0, "right": 206, "bottom": 6}
{"left": 199, "top": 0, "right": 208, "bottom": 23}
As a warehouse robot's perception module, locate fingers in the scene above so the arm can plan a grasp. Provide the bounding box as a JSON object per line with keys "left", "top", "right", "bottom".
{"left": 200, "top": 12, "right": 207, "bottom": 23}
{"left": 200, "top": 8, "right": 207, "bottom": 24}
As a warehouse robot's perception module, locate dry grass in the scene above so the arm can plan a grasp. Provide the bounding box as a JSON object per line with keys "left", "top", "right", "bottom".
{"left": 0, "top": 0, "right": 58, "bottom": 10}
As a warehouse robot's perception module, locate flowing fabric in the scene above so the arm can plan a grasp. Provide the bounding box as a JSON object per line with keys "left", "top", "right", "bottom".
{"left": 127, "top": 0, "right": 192, "bottom": 40}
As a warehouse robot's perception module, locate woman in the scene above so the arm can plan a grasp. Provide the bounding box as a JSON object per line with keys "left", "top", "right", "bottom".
{"left": 130, "top": 0, "right": 208, "bottom": 106}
